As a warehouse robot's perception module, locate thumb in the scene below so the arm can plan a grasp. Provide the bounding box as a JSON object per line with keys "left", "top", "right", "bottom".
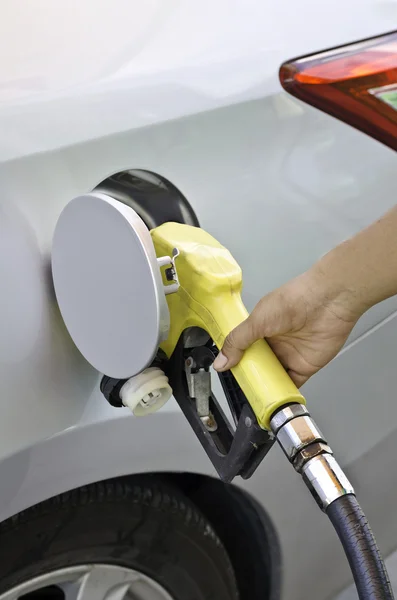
{"left": 213, "top": 316, "right": 257, "bottom": 372}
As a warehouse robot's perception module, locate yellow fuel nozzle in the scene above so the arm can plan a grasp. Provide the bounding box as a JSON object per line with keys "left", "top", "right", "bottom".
{"left": 151, "top": 222, "right": 305, "bottom": 430}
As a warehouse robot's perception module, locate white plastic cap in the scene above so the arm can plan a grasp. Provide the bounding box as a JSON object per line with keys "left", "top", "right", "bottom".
{"left": 119, "top": 367, "right": 173, "bottom": 416}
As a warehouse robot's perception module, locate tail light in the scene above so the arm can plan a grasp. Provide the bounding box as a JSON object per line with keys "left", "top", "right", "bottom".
{"left": 280, "top": 31, "right": 397, "bottom": 151}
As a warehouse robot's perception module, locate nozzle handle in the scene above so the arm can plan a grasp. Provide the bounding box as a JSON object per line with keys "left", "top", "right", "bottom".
{"left": 151, "top": 222, "right": 305, "bottom": 429}
{"left": 206, "top": 293, "right": 304, "bottom": 429}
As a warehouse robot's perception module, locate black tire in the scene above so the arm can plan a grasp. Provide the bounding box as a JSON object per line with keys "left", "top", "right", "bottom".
{"left": 0, "top": 477, "right": 239, "bottom": 600}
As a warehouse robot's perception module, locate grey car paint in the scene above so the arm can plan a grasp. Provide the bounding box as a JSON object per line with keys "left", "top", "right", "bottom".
{"left": 1, "top": 8, "right": 397, "bottom": 599}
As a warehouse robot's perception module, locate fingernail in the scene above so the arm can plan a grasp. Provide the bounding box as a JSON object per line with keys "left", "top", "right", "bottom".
{"left": 213, "top": 351, "right": 228, "bottom": 371}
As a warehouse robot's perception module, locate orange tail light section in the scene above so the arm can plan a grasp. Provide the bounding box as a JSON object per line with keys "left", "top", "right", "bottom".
{"left": 280, "top": 31, "right": 397, "bottom": 151}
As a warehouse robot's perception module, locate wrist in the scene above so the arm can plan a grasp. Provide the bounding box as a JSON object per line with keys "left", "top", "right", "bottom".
{"left": 304, "top": 246, "right": 370, "bottom": 323}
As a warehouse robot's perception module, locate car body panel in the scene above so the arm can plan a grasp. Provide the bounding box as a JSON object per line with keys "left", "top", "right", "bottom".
{"left": 1, "top": 2, "right": 397, "bottom": 599}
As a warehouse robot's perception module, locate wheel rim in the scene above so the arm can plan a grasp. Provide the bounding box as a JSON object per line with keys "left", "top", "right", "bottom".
{"left": 0, "top": 564, "right": 175, "bottom": 600}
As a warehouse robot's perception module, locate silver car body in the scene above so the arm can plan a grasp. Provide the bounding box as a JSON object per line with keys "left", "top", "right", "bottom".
{"left": 1, "top": 2, "right": 397, "bottom": 599}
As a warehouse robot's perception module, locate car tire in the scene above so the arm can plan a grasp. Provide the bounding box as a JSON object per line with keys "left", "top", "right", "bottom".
{"left": 0, "top": 477, "right": 239, "bottom": 600}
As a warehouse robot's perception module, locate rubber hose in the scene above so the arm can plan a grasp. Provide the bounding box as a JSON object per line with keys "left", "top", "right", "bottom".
{"left": 326, "top": 494, "right": 394, "bottom": 600}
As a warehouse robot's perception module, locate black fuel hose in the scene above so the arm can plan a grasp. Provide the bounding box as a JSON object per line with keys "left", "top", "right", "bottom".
{"left": 326, "top": 494, "right": 394, "bottom": 600}
{"left": 271, "top": 405, "right": 394, "bottom": 599}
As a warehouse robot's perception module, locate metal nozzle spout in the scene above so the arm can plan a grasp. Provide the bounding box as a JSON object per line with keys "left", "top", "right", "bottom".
{"left": 270, "top": 404, "right": 354, "bottom": 510}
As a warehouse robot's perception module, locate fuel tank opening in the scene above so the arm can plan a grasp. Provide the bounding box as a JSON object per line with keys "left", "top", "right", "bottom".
{"left": 94, "top": 169, "right": 199, "bottom": 230}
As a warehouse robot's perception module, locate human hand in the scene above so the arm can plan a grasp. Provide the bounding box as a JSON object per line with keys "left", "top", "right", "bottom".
{"left": 213, "top": 268, "right": 363, "bottom": 387}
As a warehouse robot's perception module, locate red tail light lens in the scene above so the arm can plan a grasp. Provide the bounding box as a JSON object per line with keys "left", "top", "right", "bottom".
{"left": 280, "top": 31, "right": 397, "bottom": 151}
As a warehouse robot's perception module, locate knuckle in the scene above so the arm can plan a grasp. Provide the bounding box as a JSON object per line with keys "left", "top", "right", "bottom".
{"left": 246, "top": 312, "right": 262, "bottom": 339}
{"left": 224, "top": 329, "right": 238, "bottom": 351}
